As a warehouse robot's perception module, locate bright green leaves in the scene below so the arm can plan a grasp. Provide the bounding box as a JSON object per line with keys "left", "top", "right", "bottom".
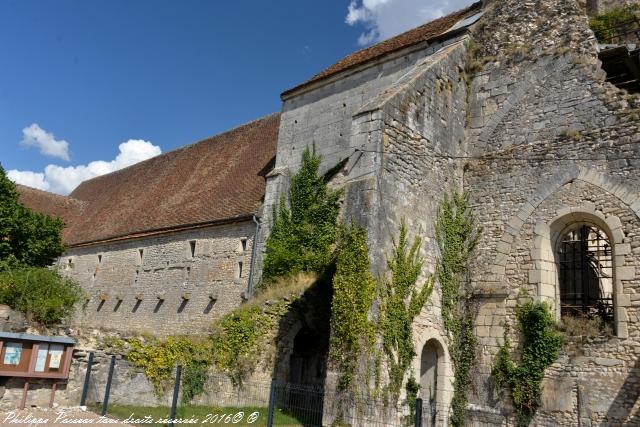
{"left": 380, "top": 222, "right": 434, "bottom": 401}
{"left": 0, "top": 165, "right": 65, "bottom": 269}
{"left": 493, "top": 301, "right": 562, "bottom": 426}
{"left": 435, "top": 191, "right": 481, "bottom": 427}
{"left": 329, "top": 225, "right": 376, "bottom": 391}
{"left": 262, "top": 148, "right": 342, "bottom": 282}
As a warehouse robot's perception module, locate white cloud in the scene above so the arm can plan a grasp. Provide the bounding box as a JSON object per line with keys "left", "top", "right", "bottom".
{"left": 7, "top": 170, "right": 51, "bottom": 192}
{"left": 21, "top": 123, "right": 71, "bottom": 161}
{"left": 9, "top": 139, "right": 161, "bottom": 195}
{"left": 346, "top": 0, "right": 472, "bottom": 46}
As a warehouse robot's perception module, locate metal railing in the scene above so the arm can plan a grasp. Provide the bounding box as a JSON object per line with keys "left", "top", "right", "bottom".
{"left": 79, "top": 354, "right": 436, "bottom": 426}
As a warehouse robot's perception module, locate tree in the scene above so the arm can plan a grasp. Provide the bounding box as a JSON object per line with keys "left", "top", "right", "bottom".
{"left": 0, "top": 165, "right": 79, "bottom": 325}
{"left": 0, "top": 164, "right": 65, "bottom": 268}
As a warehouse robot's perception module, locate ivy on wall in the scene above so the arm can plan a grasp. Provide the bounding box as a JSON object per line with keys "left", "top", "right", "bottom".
{"left": 262, "top": 148, "right": 342, "bottom": 283}
{"left": 212, "top": 299, "right": 293, "bottom": 386}
{"left": 493, "top": 301, "right": 562, "bottom": 427}
{"left": 329, "top": 224, "right": 377, "bottom": 392}
{"left": 111, "top": 336, "right": 214, "bottom": 403}
{"left": 435, "top": 191, "right": 481, "bottom": 427}
{"left": 379, "top": 222, "right": 434, "bottom": 402}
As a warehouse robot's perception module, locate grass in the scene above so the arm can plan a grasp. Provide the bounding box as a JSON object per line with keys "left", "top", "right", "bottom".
{"left": 559, "top": 314, "right": 613, "bottom": 339}
{"left": 91, "top": 404, "right": 313, "bottom": 426}
{"left": 252, "top": 272, "right": 318, "bottom": 306}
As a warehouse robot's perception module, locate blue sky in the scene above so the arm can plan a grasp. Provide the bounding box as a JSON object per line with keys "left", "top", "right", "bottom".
{"left": 1, "top": 0, "right": 470, "bottom": 194}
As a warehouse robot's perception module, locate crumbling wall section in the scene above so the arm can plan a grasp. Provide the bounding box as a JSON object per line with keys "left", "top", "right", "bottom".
{"left": 465, "top": 0, "right": 640, "bottom": 424}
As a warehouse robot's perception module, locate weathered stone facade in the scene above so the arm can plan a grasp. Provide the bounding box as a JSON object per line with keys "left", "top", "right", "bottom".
{"left": 11, "top": 0, "right": 640, "bottom": 423}
{"left": 258, "top": 0, "right": 640, "bottom": 425}
{"left": 61, "top": 221, "right": 257, "bottom": 336}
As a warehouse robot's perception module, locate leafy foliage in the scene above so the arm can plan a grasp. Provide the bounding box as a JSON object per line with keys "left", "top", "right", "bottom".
{"left": 212, "top": 296, "right": 296, "bottom": 386}
{"left": 379, "top": 222, "right": 434, "bottom": 401}
{"left": 403, "top": 376, "right": 420, "bottom": 426}
{"left": 114, "top": 336, "right": 214, "bottom": 403}
{"left": 0, "top": 267, "right": 81, "bottom": 325}
{"left": 329, "top": 225, "right": 376, "bottom": 391}
{"left": 262, "top": 148, "right": 342, "bottom": 282}
{"left": 493, "top": 301, "right": 562, "bottom": 426}
{"left": 590, "top": 5, "right": 639, "bottom": 44}
{"left": 0, "top": 165, "right": 65, "bottom": 269}
{"left": 435, "top": 191, "right": 481, "bottom": 427}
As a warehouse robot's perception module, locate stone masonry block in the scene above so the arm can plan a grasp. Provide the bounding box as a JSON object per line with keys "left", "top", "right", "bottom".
{"left": 605, "top": 215, "right": 623, "bottom": 231}
{"left": 617, "top": 266, "right": 636, "bottom": 281}
{"left": 617, "top": 293, "right": 631, "bottom": 307}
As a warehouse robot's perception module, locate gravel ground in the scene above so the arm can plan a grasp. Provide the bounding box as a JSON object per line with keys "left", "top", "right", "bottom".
{"left": 0, "top": 407, "right": 133, "bottom": 426}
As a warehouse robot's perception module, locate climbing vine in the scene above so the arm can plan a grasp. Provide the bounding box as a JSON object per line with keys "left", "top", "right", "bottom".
{"left": 262, "top": 147, "right": 342, "bottom": 283}
{"left": 211, "top": 299, "right": 293, "bottom": 386}
{"left": 435, "top": 191, "right": 481, "bottom": 427}
{"left": 329, "top": 225, "right": 376, "bottom": 392}
{"left": 379, "top": 222, "right": 434, "bottom": 402}
{"left": 493, "top": 301, "right": 562, "bottom": 427}
{"left": 111, "top": 336, "right": 214, "bottom": 403}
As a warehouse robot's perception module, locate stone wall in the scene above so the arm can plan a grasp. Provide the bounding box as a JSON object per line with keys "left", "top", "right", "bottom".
{"left": 60, "top": 221, "right": 257, "bottom": 336}
{"left": 258, "top": 36, "right": 474, "bottom": 285}
{"left": 463, "top": 0, "right": 640, "bottom": 424}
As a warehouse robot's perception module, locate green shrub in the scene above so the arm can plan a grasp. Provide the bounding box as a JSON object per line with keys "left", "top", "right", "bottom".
{"left": 0, "top": 267, "right": 81, "bottom": 325}
{"left": 590, "top": 5, "right": 640, "bottom": 43}
{"left": 262, "top": 148, "right": 341, "bottom": 282}
{"left": 212, "top": 305, "right": 269, "bottom": 385}
{"left": 493, "top": 301, "right": 563, "bottom": 427}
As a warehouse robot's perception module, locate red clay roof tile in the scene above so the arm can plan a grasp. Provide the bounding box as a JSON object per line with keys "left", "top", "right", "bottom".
{"left": 19, "top": 113, "right": 279, "bottom": 247}
{"left": 281, "top": 1, "right": 482, "bottom": 98}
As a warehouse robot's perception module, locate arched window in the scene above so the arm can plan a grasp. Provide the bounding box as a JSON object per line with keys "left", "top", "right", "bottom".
{"left": 557, "top": 224, "right": 613, "bottom": 322}
{"left": 531, "top": 207, "right": 628, "bottom": 338}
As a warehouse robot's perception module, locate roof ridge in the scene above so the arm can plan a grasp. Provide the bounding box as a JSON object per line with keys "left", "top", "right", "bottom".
{"left": 281, "top": 1, "right": 482, "bottom": 98}
{"left": 70, "top": 112, "right": 280, "bottom": 196}
{"left": 16, "top": 184, "right": 86, "bottom": 206}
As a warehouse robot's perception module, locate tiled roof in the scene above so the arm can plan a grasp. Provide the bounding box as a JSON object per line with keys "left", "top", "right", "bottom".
{"left": 17, "top": 184, "right": 87, "bottom": 243}
{"left": 281, "top": 1, "right": 483, "bottom": 98}
{"left": 19, "top": 113, "right": 279, "bottom": 247}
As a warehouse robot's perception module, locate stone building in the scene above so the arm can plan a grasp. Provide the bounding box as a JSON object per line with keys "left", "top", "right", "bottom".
{"left": 257, "top": 0, "right": 640, "bottom": 425}
{"left": 18, "top": 113, "right": 279, "bottom": 336}
{"left": 15, "top": 0, "right": 640, "bottom": 424}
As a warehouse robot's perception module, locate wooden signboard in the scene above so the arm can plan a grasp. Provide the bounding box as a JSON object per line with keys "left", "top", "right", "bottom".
{"left": 0, "top": 332, "right": 76, "bottom": 409}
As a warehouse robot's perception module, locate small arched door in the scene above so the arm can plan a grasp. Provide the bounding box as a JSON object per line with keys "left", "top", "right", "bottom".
{"left": 420, "top": 339, "right": 445, "bottom": 425}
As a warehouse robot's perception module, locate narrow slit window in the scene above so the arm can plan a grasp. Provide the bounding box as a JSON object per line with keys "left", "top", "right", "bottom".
{"left": 138, "top": 249, "right": 144, "bottom": 264}
{"left": 98, "top": 254, "right": 102, "bottom": 264}
{"left": 238, "top": 261, "right": 243, "bottom": 279}
{"left": 190, "top": 240, "right": 196, "bottom": 258}
{"left": 241, "top": 238, "right": 247, "bottom": 253}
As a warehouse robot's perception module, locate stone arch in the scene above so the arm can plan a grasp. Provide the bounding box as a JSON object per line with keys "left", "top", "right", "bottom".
{"left": 475, "top": 55, "right": 573, "bottom": 151}
{"left": 489, "top": 167, "right": 640, "bottom": 282}
{"left": 413, "top": 334, "right": 452, "bottom": 424}
{"left": 530, "top": 206, "right": 629, "bottom": 337}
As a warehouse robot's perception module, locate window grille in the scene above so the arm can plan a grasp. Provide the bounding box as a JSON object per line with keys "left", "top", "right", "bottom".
{"left": 558, "top": 225, "right": 613, "bottom": 321}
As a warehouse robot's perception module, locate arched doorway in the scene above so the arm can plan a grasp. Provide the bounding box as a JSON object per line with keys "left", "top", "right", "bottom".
{"left": 288, "top": 326, "right": 325, "bottom": 386}
{"left": 420, "top": 339, "right": 445, "bottom": 425}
